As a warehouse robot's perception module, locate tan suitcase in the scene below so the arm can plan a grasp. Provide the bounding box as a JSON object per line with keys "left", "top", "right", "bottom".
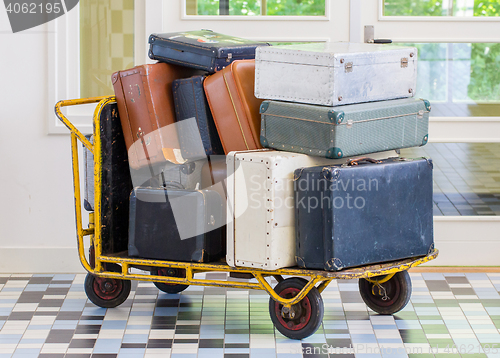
{"left": 112, "top": 63, "right": 198, "bottom": 170}
{"left": 203, "top": 60, "right": 263, "bottom": 153}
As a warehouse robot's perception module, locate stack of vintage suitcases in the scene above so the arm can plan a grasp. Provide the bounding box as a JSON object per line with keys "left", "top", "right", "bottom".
{"left": 86, "top": 30, "right": 434, "bottom": 273}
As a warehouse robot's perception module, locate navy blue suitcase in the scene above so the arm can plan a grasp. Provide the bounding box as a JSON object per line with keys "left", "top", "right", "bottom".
{"left": 129, "top": 187, "right": 224, "bottom": 262}
{"left": 294, "top": 157, "right": 434, "bottom": 271}
{"left": 149, "top": 30, "right": 269, "bottom": 73}
{"left": 173, "top": 75, "right": 224, "bottom": 159}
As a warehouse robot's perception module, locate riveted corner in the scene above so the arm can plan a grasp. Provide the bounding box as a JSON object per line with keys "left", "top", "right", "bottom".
{"left": 148, "top": 35, "right": 156, "bottom": 44}
{"left": 296, "top": 256, "right": 306, "bottom": 268}
{"left": 326, "top": 258, "right": 343, "bottom": 271}
{"left": 111, "top": 72, "right": 119, "bottom": 84}
{"left": 425, "top": 157, "right": 433, "bottom": 169}
{"left": 422, "top": 134, "right": 429, "bottom": 146}
{"left": 148, "top": 49, "right": 154, "bottom": 59}
{"left": 260, "top": 101, "right": 269, "bottom": 113}
{"left": 260, "top": 135, "right": 269, "bottom": 148}
{"left": 332, "top": 258, "right": 343, "bottom": 270}
{"left": 328, "top": 110, "right": 344, "bottom": 125}
{"left": 293, "top": 168, "right": 304, "bottom": 181}
{"left": 321, "top": 167, "right": 340, "bottom": 181}
{"left": 428, "top": 242, "right": 435, "bottom": 255}
{"left": 423, "top": 99, "right": 431, "bottom": 112}
{"left": 326, "top": 147, "right": 343, "bottom": 159}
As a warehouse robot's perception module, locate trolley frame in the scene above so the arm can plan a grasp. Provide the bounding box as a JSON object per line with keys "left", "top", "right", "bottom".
{"left": 55, "top": 96, "right": 439, "bottom": 309}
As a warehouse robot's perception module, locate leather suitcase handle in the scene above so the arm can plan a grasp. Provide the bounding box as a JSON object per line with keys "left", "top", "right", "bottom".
{"left": 346, "top": 157, "right": 381, "bottom": 166}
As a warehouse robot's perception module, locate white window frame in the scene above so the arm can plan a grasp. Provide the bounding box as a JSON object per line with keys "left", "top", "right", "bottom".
{"left": 48, "top": 2, "right": 146, "bottom": 135}
{"left": 350, "top": 0, "right": 500, "bottom": 143}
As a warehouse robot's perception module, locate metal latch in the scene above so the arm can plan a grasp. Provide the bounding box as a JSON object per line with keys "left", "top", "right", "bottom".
{"left": 417, "top": 110, "right": 424, "bottom": 119}
{"left": 345, "top": 62, "right": 353, "bottom": 73}
{"left": 401, "top": 58, "right": 408, "bottom": 68}
{"left": 346, "top": 119, "right": 353, "bottom": 128}
{"left": 226, "top": 53, "right": 233, "bottom": 62}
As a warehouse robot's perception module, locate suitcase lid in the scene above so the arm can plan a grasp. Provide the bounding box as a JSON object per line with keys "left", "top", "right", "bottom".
{"left": 256, "top": 42, "right": 417, "bottom": 68}
{"left": 261, "top": 97, "right": 431, "bottom": 126}
{"left": 149, "top": 30, "right": 269, "bottom": 59}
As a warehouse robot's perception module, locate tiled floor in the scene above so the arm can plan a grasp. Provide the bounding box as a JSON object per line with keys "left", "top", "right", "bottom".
{"left": 1, "top": 272, "right": 500, "bottom": 358}
{"left": 400, "top": 143, "right": 500, "bottom": 216}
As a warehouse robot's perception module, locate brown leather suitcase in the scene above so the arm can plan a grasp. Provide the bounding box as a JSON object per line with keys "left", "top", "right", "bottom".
{"left": 201, "top": 156, "right": 227, "bottom": 201}
{"left": 112, "top": 63, "right": 198, "bottom": 170}
{"left": 203, "top": 60, "right": 263, "bottom": 153}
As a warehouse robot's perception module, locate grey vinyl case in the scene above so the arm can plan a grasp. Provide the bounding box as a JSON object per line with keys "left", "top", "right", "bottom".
{"left": 260, "top": 98, "right": 431, "bottom": 159}
{"left": 255, "top": 42, "right": 417, "bottom": 106}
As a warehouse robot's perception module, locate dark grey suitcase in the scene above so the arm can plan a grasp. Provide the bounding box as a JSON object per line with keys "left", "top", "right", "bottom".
{"left": 294, "top": 157, "right": 434, "bottom": 271}
{"left": 129, "top": 187, "right": 224, "bottom": 262}
{"left": 173, "top": 75, "right": 224, "bottom": 160}
{"left": 149, "top": 30, "right": 270, "bottom": 73}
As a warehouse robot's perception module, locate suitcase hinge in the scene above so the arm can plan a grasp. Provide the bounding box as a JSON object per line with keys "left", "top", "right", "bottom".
{"left": 401, "top": 57, "right": 408, "bottom": 68}
{"left": 417, "top": 110, "right": 424, "bottom": 119}
{"left": 344, "top": 62, "right": 353, "bottom": 73}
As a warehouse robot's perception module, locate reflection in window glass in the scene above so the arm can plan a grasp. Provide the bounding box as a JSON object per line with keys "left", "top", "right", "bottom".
{"left": 190, "top": 0, "right": 325, "bottom": 16}
{"left": 401, "top": 42, "right": 500, "bottom": 117}
{"left": 384, "top": 0, "right": 499, "bottom": 16}
{"left": 80, "top": 0, "right": 134, "bottom": 98}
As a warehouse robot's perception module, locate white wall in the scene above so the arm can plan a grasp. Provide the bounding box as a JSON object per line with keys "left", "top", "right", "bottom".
{"left": 0, "top": 19, "right": 86, "bottom": 273}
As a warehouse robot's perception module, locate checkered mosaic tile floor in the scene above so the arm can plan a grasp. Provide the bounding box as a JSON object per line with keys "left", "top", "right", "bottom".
{"left": 400, "top": 143, "right": 500, "bottom": 216}
{"left": 1, "top": 272, "right": 500, "bottom": 358}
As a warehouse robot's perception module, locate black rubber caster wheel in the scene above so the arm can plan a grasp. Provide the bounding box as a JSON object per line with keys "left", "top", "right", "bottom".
{"left": 84, "top": 263, "right": 131, "bottom": 308}
{"left": 269, "top": 277, "right": 324, "bottom": 340}
{"left": 359, "top": 270, "right": 412, "bottom": 315}
{"left": 152, "top": 268, "right": 189, "bottom": 294}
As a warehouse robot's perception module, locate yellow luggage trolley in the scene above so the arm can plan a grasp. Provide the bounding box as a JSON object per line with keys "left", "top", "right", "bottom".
{"left": 55, "top": 96, "right": 438, "bottom": 340}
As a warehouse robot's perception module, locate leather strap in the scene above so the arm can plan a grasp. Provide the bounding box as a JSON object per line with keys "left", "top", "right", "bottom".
{"left": 347, "top": 157, "right": 382, "bottom": 166}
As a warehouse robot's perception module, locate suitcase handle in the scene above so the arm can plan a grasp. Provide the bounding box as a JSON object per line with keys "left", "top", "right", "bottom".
{"left": 346, "top": 157, "right": 382, "bottom": 166}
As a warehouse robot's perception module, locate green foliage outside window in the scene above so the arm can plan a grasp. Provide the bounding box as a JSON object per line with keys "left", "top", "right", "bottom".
{"left": 196, "top": 0, "right": 325, "bottom": 16}
{"left": 387, "top": 0, "right": 499, "bottom": 103}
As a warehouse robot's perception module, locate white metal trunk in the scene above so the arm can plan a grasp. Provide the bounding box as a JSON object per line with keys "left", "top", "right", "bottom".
{"left": 255, "top": 43, "right": 417, "bottom": 106}
{"left": 226, "top": 149, "right": 398, "bottom": 270}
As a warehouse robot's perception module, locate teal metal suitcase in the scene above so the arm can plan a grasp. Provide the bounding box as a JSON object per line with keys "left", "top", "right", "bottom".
{"left": 260, "top": 98, "right": 430, "bottom": 159}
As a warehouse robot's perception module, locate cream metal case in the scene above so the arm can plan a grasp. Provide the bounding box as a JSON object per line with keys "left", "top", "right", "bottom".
{"left": 226, "top": 149, "right": 398, "bottom": 270}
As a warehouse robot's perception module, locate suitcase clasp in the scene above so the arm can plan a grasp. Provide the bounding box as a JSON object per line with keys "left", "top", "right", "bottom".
{"left": 226, "top": 53, "right": 233, "bottom": 62}
{"left": 344, "top": 62, "right": 353, "bottom": 73}
{"left": 401, "top": 57, "right": 408, "bottom": 68}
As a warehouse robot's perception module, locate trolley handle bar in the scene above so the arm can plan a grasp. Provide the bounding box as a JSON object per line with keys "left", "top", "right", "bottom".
{"left": 54, "top": 96, "right": 111, "bottom": 151}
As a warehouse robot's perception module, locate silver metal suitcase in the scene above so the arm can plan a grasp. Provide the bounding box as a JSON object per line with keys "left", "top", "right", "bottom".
{"left": 255, "top": 42, "right": 417, "bottom": 106}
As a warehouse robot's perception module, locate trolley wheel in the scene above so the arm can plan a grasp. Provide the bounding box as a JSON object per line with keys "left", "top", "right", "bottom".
{"left": 359, "top": 271, "right": 412, "bottom": 315}
{"left": 151, "top": 268, "right": 189, "bottom": 294}
{"left": 84, "top": 263, "right": 131, "bottom": 308}
{"left": 269, "top": 277, "right": 324, "bottom": 340}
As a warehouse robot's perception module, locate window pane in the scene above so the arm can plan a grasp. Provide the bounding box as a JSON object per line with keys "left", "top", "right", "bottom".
{"left": 399, "top": 42, "right": 500, "bottom": 117}
{"left": 80, "top": 0, "right": 134, "bottom": 98}
{"left": 189, "top": 0, "right": 325, "bottom": 16}
{"left": 384, "top": 0, "right": 500, "bottom": 16}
